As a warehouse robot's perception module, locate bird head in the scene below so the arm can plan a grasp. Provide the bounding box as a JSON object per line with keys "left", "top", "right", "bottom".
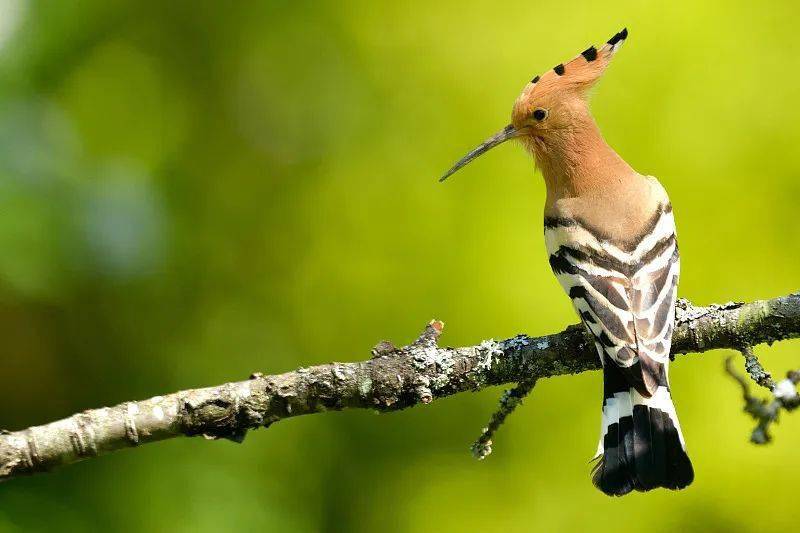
{"left": 439, "top": 28, "right": 628, "bottom": 182}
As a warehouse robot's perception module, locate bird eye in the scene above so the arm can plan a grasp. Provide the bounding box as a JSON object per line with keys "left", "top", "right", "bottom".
{"left": 532, "top": 109, "right": 547, "bottom": 121}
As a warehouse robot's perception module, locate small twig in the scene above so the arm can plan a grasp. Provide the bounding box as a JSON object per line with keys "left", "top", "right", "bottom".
{"left": 725, "top": 356, "right": 752, "bottom": 400}
{"left": 471, "top": 378, "right": 537, "bottom": 460}
{"left": 739, "top": 346, "right": 776, "bottom": 390}
{"left": 724, "top": 356, "right": 800, "bottom": 444}
{"left": 412, "top": 320, "right": 445, "bottom": 348}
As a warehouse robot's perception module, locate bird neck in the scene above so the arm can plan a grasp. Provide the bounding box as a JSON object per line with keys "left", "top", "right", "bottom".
{"left": 531, "top": 117, "right": 634, "bottom": 210}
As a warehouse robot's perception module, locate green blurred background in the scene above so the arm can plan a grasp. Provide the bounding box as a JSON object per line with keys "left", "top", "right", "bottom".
{"left": 0, "top": 1, "right": 798, "bottom": 531}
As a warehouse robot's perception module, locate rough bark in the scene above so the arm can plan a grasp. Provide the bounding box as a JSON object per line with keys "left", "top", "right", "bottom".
{"left": 1, "top": 293, "right": 798, "bottom": 482}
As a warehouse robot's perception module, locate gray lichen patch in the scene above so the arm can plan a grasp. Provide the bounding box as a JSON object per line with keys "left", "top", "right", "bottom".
{"left": 476, "top": 339, "right": 503, "bottom": 371}
{"left": 408, "top": 343, "right": 459, "bottom": 391}
{"left": 358, "top": 377, "right": 373, "bottom": 398}
{"left": 501, "top": 334, "right": 531, "bottom": 352}
{"left": 331, "top": 366, "right": 345, "bottom": 381}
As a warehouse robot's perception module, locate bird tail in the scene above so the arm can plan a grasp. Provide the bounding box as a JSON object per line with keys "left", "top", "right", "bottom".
{"left": 591, "top": 364, "right": 694, "bottom": 496}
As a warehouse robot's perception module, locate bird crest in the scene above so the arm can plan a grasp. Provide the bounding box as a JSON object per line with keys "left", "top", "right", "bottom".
{"left": 511, "top": 28, "right": 628, "bottom": 125}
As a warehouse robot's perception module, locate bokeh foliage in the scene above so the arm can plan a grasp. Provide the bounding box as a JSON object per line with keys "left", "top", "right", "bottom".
{"left": 0, "top": 1, "right": 799, "bottom": 531}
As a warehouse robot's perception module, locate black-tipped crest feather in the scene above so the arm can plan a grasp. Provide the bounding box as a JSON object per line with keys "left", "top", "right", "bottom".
{"left": 581, "top": 46, "right": 598, "bottom": 61}
{"left": 607, "top": 28, "right": 628, "bottom": 46}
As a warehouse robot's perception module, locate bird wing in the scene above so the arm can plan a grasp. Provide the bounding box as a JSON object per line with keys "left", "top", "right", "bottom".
{"left": 545, "top": 204, "right": 679, "bottom": 397}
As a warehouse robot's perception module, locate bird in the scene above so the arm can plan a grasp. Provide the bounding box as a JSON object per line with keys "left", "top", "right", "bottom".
{"left": 439, "top": 28, "right": 694, "bottom": 496}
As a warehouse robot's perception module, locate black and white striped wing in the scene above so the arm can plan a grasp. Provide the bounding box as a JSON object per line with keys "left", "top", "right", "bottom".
{"left": 545, "top": 204, "right": 679, "bottom": 397}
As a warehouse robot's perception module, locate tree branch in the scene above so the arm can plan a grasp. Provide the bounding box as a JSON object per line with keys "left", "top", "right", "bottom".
{"left": 1, "top": 293, "right": 798, "bottom": 482}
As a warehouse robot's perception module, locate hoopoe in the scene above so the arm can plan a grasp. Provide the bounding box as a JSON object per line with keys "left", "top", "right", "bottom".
{"left": 440, "top": 29, "right": 693, "bottom": 496}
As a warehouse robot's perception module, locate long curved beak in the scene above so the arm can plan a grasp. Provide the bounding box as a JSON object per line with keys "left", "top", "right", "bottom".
{"left": 439, "top": 124, "right": 520, "bottom": 182}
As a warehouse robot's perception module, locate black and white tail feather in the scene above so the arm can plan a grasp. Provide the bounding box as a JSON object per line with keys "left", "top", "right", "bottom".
{"left": 545, "top": 197, "right": 694, "bottom": 496}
